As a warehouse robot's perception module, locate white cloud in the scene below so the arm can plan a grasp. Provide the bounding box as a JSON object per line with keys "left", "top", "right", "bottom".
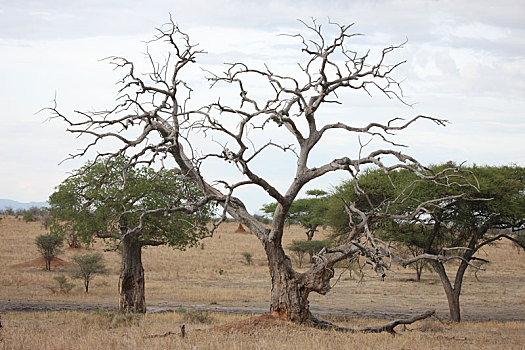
{"left": 0, "top": 0, "right": 524, "bottom": 212}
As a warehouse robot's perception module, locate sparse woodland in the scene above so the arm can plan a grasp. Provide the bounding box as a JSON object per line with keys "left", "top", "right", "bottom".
{"left": 46, "top": 17, "right": 487, "bottom": 330}
{"left": 0, "top": 16, "right": 523, "bottom": 348}
{"left": 1, "top": 217, "right": 525, "bottom": 348}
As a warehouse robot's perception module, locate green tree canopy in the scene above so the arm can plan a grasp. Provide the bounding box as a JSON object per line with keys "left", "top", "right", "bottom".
{"left": 48, "top": 157, "right": 213, "bottom": 313}
{"left": 71, "top": 253, "right": 108, "bottom": 293}
{"left": 49, "top": 157, "right": 211, "bottom": 248}
{"left": 261, "top": 190, "right": 328, "bottom": 240}
{"left": 287, "top": 239, "right": 330, "bottom": 267}
{"left": 326, "top": 163, "right": 525, "bottom": 321}
{"left": 35, "top": 234, "right": 64, "bottom": 271}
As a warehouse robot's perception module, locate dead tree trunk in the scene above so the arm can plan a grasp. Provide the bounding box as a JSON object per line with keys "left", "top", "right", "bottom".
{"left": 119, "top": 235, "right": 146, "bottom": 313}
{"left": 264, "top": 233, "right": 333, "bottom": 324}
{"left": 49, "top": 18, "right": 462, "bottom": 331}
{"left": 265, "top": 238, "right": 309, "bottom": 322}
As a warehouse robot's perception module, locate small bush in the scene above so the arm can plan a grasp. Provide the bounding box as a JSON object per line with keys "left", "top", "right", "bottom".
{"left": 241, "top": 252, "right": 253, "bottom": 265}
{"left": 178, "top": 309, "right": 214, "bottom": 324}
{"left": 71, "top": 253, "right": 107, "bottom": 293}
{"left": 35, "top": 234, "right": 64, "bottom": 271}
{"left": 51, "top": 275, "right": 75, "bottom": 294}
{"left": 23, "top": 211, "right": 36, "bottom": 222}
{"left": 85, "top": 310, "right": 141, "bottom": 328}
{"left": 20, "top": 207, "right": 48, "bottom": 223}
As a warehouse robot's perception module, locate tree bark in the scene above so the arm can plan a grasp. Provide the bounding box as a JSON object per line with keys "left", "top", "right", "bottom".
{"left": 429, "top": 260, "right": 461, "bottom": 322}
{"left": 447, "top": 289, "right": 461, "bottom": 322}
{"left": 306, "top": 224, "right": 318, "bottom": 263}
{"left": 119, "top": 235, "right": 146, "bottom": 313}
{"left": 265, "top": 239, "right": 309, "bottom": 322}
{"left": 415, "top": 264, "right": 422, "bottom": 282}
{"left": 264, "top": 236, "right": 333, "bottom": 324}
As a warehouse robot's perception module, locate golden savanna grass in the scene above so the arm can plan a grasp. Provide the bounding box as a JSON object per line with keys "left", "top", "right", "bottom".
{"left": 1, "top": 215, "right": 525, "bottom": 349}
{"left": 2, "top": 312, "right": 524, "bottom": 349}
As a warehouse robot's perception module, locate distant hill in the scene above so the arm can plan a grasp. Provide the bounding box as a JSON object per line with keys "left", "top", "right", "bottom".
{"left": 0, "top": 199, "right": 48, "bottom": 210}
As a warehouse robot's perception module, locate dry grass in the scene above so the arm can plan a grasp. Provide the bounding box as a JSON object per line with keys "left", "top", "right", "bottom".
{"left": 1, "top": 311, "right": 524, "bottom": 349}
{"left": 1, "top": 215, "right": 524, "bottom": 319}
{"left": 1, "top": 215, "right": 525, "bottom": 348}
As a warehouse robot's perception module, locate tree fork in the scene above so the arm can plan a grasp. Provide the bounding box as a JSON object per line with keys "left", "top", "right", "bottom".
{"left": 265, "top": 236, "right": 334, "bottom": 323}
{"left": 265, "top": 238, "right": 310, "bottom": 322}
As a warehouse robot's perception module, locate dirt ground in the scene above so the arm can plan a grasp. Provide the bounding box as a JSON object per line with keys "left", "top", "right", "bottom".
{"left": 1, "top": 216, "right": 524, "bottom": 322}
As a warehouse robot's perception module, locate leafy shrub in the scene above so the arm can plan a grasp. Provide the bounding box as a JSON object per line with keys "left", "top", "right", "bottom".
{"left": 48, "top": 275, "right": 75, "bottom": 294}
{"left": 177, "top": 309, "right": 214, "bottom": 324}
{"left": 35, "top": 234, "right": 64, "bottom": 270}
{"left": 71, "top": 253, "right": 107, "bottom": 293}
{"left": 23, "top": 211, "right": 36, "bottom": 222}
{"left": 21, "top": 207, "right": 48, "bottom": 223}
{"left": 241, "top": 252, "right": 253, "bottom": 265}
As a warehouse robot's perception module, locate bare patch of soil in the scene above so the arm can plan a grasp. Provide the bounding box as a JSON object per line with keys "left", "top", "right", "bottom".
{"left": 1, "top": 300, "right": 524, "bottom": 322}
{"left": 210, "top": 314, "right": 289, "bottom": 334}
{"left": 0, "top": 300, "right": 115, "bottom": 313}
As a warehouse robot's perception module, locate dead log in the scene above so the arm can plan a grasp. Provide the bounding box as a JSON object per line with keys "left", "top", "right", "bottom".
{"left": 307, "top": 310, "right": 436, "bottom": 334}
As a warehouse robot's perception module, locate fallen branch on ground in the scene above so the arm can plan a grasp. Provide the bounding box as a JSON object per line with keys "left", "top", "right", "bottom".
{"left": 144, "top": 324, "right": 186, "bottom": 338}
{"left": 308, "top": 309, "right": 436, "bottom": 334}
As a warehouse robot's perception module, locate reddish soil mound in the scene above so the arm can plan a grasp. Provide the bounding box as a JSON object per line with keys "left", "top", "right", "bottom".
{"left": 9, "top": 257, "right": 74, "bottom": 269}
{"left": 234, "top": 223, "right": 246, "bottom": 233}
{"left": 211, "top": 314, "right": 290, "bottom": 334}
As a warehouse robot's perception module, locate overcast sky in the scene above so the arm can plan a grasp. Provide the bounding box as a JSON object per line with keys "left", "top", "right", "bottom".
{"left": 1, "top": 0, "right": 524, "bottom": 213}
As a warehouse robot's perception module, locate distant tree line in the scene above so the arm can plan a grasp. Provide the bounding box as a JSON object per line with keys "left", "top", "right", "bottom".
{"left": 0, "top": 206, "right": 51, "bottom": 226}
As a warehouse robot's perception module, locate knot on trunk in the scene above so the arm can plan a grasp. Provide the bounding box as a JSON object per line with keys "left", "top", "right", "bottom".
{"left": 300, "top": 262, "right": 334, "bottom": 295}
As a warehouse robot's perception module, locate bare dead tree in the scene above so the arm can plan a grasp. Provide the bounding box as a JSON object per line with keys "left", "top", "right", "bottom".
{"left": 48, "top": 17, "right": 473, "bottom": 330}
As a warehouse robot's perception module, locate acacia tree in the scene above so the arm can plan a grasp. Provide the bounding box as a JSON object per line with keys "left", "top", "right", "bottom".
{"left": 35, "top": 234, "right": 64, "bottom": 271}
{"left": 327, "top": 164, "right": 525, "bottom": 322}
{"left": 414, "top": 165, "right": 525, "bottom": 322}
{"left": 326, "top": 168, "right": 432, "bottom": 281}
{"left": 71, "top": 253, "right": 107, "bottom": 293}
{"left": 49, "top": 19, "right": 470, "bottom": 330}
{"left": 49, "top": 157, "right": 211, "bottom": 313}
{"left": 262, "top": 190, "right": 328, "bottom": 240}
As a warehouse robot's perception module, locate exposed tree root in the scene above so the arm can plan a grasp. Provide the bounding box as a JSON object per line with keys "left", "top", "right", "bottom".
{"left": 306, "top": 310, "right": 437, "bottom": 334}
